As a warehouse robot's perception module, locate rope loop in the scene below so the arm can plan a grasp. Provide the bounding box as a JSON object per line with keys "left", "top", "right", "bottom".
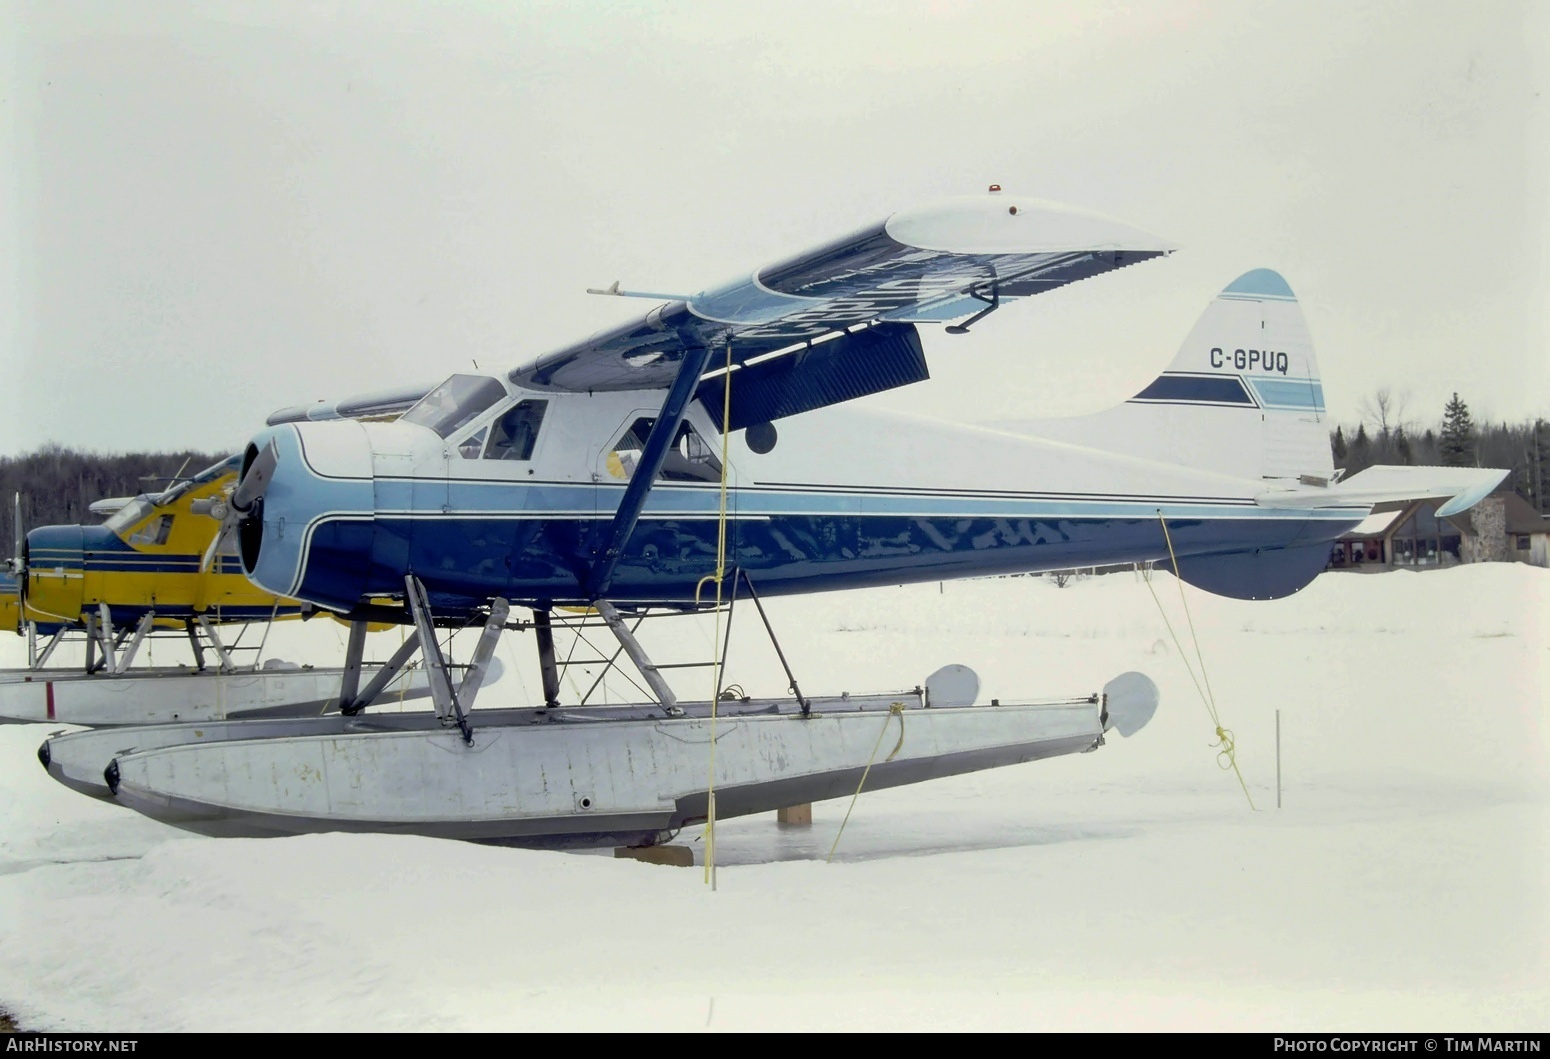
{"left": 1211, "top": 725, "right": 1237, "bottom": 770}
{"left": 1149, "top": 512, "right": 1256, "bottom": 810}
{"left": 827, "top": 702, "right": 908, "bottom": 863}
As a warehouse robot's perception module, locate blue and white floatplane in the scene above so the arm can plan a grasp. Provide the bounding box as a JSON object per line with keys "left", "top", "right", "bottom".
{"left": 42, "top": 191, "right": 1505, "bottom": 850}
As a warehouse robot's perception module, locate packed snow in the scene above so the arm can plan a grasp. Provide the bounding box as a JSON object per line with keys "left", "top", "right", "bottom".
{"left": 0, "top": 564, "right": 1545, "bottom": 1031}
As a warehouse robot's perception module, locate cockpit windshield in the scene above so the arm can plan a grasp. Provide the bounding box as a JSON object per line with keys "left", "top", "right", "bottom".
{"left": 103, "top": 498, "right": 156, "bottom": 535}
{"left": 400, "top": 375, "right": 508, "bottom": 439}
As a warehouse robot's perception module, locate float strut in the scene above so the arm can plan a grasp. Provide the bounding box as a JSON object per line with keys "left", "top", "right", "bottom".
{"left": 95, "top": 604, "right": 117, "bottom": 674}
{"left": 737, "top": 570, "right": 811, "bottom": 717}
{"left": 340, "top": 629, "right": 423, "bottom": 715}
{"left": 185, "top": 618, "right": 207, "bottom": 672}
{"left": 405, "top": 574, "right": 473, "bottom": 744}
{"left": 595, "top": 600, "right": 683, "bottom": 716}
{"left": 196, "top": 615, "right": 237, "bottom": 673}
{"left": 84, "top": 612, "right": 101, "bottom": 675}
{"left": 456, "top": 599, "right": 509, "bottom": 711}
{"left": 338, "top": 620, "right": 369, "bottom": 711}
{"left": 32, "top": 625, "right": 66, "bottom": 670}
{"left": 533, "top": 609, "right": 561, "bottom": 708}
{"left": 113, "top": 612, "right": 155, "bottom": 674}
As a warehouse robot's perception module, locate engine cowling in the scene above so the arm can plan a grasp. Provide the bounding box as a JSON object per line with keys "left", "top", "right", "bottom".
{"left": 237, "top": 421, "right": 378, "bottom": 613}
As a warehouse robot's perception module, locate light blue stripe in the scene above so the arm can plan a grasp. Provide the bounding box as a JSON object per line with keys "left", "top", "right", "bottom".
{"left": 1248, "top": 376, "right": 1325, "bottom": 411}
{"left": 882, "top": 295, "right": 987, "bottom": 322}
{"left": 1222, "top": 268, "right": 1296, "bottom": 300}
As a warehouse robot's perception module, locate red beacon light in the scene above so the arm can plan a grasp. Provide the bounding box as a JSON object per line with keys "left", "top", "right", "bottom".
{"left": 988, "top": 184, "right": 1002, "bottom": 193}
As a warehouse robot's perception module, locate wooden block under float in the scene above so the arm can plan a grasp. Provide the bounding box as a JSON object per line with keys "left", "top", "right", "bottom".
{"left": 615, "top": 844, "right": 695, "bottom": 867}
{"left": 776, "top": 804, "right": 813, "bottom": 826}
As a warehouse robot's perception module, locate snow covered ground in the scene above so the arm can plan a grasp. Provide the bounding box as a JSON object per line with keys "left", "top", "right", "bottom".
{"left": 0, "top": 564, "right": 1544, "bottom": 1031}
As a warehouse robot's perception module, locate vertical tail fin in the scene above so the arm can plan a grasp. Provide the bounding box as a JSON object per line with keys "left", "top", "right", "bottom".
{"left": 1126, "top": 268, "right": 1332, "bottom": 483}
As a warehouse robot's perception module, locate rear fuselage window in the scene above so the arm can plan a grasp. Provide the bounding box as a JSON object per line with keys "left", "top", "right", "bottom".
{"left": 606, "top": 417, "right": 722, "bottom": 483}
{"left": 484, "top": 400, "right": 549, "bottom": 461}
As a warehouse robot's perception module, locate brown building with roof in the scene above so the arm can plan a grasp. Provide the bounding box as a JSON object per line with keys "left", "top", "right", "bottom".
{"left": 1329, "top": 492, "right": 1549, "bottom": 571}
{"left": 1447, "top": 492, "right": 1550, "bottom": 567}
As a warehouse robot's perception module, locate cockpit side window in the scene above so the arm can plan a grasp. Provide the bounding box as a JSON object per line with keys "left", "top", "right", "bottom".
{"left": 400, "top": 375, "right": 507, "bottom": 439}
{"left": 127, "top": 515, "right": 173, "bottom": 547}
{"left": 456, "top": 427, "right": 488, "bottom": 460}
{"left": 484, "top": 400, "right": 549, "bottom": 461}
{"left": 605, "top": 417, "right": 722, "bottom": 483}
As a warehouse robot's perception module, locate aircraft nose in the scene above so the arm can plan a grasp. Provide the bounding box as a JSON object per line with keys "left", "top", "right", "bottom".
{"left": 22, "top": 525, "right": 86, "bottom": 626}
{"left": 238, "top": 422, "right": 376, "bottom": 609}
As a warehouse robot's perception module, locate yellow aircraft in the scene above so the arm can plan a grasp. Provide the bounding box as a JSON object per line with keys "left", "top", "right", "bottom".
{"left": 5, "top": 455, "right": 308, "bottom": 665}
{"left": 4, "top": 383, "right": 433, "bottom": 668}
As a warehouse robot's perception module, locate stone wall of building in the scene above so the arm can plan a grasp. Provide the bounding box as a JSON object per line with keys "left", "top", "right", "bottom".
{"left": 1470, "top": 495, "right": 1509, "bottom": 562}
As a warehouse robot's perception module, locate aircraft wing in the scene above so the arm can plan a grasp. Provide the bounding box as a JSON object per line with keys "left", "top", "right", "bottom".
{"left": 1255, "top": 466, "right": 1509, "bottom": 517}
{"left": 267, "top": 382, "right": 436, "bottom": 427}
{"left": 508, "top": 194, "right": 1175, "bottom": 419}
{"left": 87, "top": 497, "right": 134, "bottom": 517}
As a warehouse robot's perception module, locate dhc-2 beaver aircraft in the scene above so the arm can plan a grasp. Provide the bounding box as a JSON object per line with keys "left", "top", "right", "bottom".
{"left": 47, "top": 192, "right": 1504, "bottom": 853}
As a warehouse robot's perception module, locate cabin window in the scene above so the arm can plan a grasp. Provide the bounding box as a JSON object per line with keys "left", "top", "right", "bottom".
{"left": 128, "top": 515, "right": 173, "bottom": 547}
{"left": 484, "top": 400, "right": 549, "bottom": 461}
{"left": 456, "top": 427, "right": 488, "bottom": 460}
{"left": 1518, "top": 535, "right": 1531, "bottom": 550}
{"left": 606, "top": 417, "right": 722, "bottom": 483}
{"left": 401, "top": 374, "right": 507, "bottom": 439}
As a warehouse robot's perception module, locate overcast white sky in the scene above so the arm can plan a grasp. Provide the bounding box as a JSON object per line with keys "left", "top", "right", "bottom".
{"left": 3, "top": 0, "right": 1546, "bottom": 456}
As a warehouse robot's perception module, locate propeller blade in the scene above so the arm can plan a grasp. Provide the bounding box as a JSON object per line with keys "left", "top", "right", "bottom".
{"left": 199, "top": 524, "right": 229, "bottom": 575}
{"left": 12, "top": 492, "right": 21, "bottom": 570}
{"left": 232, "top": 441, "right": 279, "bottom": 513}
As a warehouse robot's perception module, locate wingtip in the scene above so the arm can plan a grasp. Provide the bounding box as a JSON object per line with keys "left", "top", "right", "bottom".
{"left": 885, "top": 195, "right": 1176, "bottom": 255}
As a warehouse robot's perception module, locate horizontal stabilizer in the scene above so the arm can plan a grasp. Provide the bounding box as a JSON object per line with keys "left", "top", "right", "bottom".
{"left": 1254, "top": 465, "right": 1509, "bottom": 515}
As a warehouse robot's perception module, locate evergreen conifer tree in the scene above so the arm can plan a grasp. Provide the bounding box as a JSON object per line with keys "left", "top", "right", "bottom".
{"left": 1349, "top": 423, "right": 1372, "bottom": 474}
{"left": 1331, "top": 426, "right": 1347, "bottom": 462}
{"left": 1439, "top": 393, "right": 1475, "bottom": 467}
{"left": 1534, "top": 418, "right": 1549, "bottom": 513}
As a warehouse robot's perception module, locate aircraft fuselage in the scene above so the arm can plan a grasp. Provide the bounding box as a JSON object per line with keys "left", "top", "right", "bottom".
{"left": 239, "top": 377, "right": 1361, "bottom": 618}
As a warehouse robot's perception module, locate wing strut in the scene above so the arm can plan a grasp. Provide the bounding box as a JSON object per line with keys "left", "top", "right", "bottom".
{"left": 585, "top": 344, "right": 715, "bottom": 599}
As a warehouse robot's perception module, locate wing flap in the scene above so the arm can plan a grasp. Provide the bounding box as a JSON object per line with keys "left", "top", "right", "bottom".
{"left": 698, "top": 324, "right": 928, "bottom": 431}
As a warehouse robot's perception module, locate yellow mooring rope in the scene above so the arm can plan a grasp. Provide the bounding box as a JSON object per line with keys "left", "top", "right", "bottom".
{"left": 1144, "top": 512, "right": 1255, "bottom": 809}
{"left": 826, "top": 702, "right": 908, "bottom": 863}
{"left": 692, "top": 341, "right": 736, "bottom": 889}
